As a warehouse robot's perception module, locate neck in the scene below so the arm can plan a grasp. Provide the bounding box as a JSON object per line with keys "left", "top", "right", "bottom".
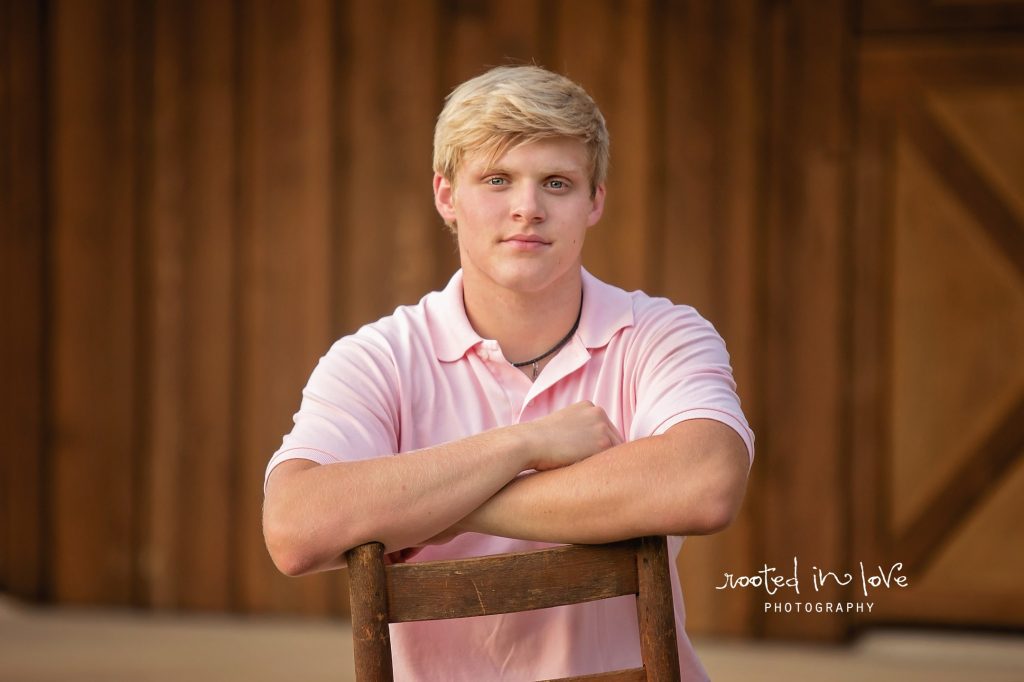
{"left": 461, "top": 267, "right": 584, "bottom": 366}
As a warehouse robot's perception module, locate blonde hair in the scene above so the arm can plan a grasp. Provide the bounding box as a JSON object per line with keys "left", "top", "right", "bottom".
{"left": 433, "top": 65, "right": 609, "bottom": 195}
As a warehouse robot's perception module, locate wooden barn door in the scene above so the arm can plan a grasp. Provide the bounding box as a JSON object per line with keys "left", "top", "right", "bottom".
{"left": 852, "top": 32, "right": 1024, "bottom": 627}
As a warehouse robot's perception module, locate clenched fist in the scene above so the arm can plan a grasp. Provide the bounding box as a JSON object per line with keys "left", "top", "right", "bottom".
{"left": 515, "top": 401, "right": 623, "bottom": 471}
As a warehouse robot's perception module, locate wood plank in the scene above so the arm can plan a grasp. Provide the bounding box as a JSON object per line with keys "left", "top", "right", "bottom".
{"left": 553, "top": 0, "right": 654, "bottom": 294}
{"left": 141, "top": 0, "right": 241, "bottom": 612}
{"left": 661, "top": 0, "right": 762, "bottom": 638}
{"left": 0, "top": 0, "right": 46, "bottom": 600}
{"left": 758, "top": 0, "right": 853, "bottom": 640}
{"left": 0, "top": 0, "right": 8, "bottom": 593}
{"left": 235, "top": 0, "right": 337, "bottom": 615}
{"left": 853, "top": 42, "right": 1024, "bottom": 630}
{"left": 142, "top": 0, "right": 188, "bottom": 611}
{"left": 545, "top": 669, "right": 645, "bottom": 682}
{"left": 347, "top": 542, "right": 393, "bottom": 682}
{"left": 443, "top": 0, "right": 544, "bottom": 86}
{"left": 658, "top": 0, "right": 719, "bottom": 313}
{"left": 860, "top": 0, "right": 1024, "bottom": 33}
{"left": 881, "top": 452, "right": 1024, "bottom": 628}
{"left": 340, "top": 0, "right": 445, "bottom": 336}
{"left": 897, "top": 393, "right": 1024, "bottom": 577}
{"left": 174, "top": 0, "right": 239, "bottom": 613}
{"left": 50, "top": 0, "right": 144, "bottom": 606}
{"left": 635, "top": 537, "right": 680, "bottom": 680}
{"left": 850, "top": 61, "right": 898, "bottom": 592}
{"left": 386, "top": 541, "right": 640, "bottom": 622}
{"left": 898, "top": 100, "right": 1024, "bottom": 280}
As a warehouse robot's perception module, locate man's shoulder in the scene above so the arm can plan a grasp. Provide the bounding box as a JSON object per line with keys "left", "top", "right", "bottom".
{"left": 613, "top": 288, "right": 724, "bottom": 362}
{"left": 583, "top": 270, "right": 694, "bottom": 318}
{"left": 341, "top": 292, "right": 433, "bottom": 345}
{"left": 325, "top": 287, "right": 451, "bottom": 369}
{"left": 624, "top": 287, "right": 707, "bottom": 330}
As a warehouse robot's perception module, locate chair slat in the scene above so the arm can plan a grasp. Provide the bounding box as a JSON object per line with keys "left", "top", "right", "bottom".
{"left": 347, "top": 542, "right": 393, "bottom": 682}
{"left": 636, "top": 536, "right": 680, "bottom": 681}
{"left": 386, "top": 540, "right": 641, "bottom": 622}
{"left": 545, "top": 667, "right": 647, "bottom": 681}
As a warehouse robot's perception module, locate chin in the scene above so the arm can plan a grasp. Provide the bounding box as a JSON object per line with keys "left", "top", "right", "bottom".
{"left": 489, "top": 261, "right": 574, "bottom": 294}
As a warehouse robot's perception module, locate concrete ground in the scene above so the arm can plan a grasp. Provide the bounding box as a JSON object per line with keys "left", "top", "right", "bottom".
{"left": 1, "top": 596, "right": 1022, "bottom": 681}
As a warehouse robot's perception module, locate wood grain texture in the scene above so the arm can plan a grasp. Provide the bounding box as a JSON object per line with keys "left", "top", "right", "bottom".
{"left": 50, "top": 0, "right": 145, "bottom": 605}
{"left": 663, "top": 0, "right": 762, "bottom": 638}
{"left": 757, "top": 0, "right": 853, "bottom": 639}
{"left": 544, "top": 670, "right": 645, "bottom": 682}
{"left": 386, "top": 541, "right": 640, "bottom": 622}
{"left": 140, "top": 0, "right": 240, "bottom": 611}
{"left": 860, "top": 0, "right": 1024, "bottom": 33}
{"left": 346, "top": 542, "right": 393, "bottom": 682}
{"left": 143, "top": 0, "right": 187, "bottom": 611}
{"left": 442, "top": 0, "right": 545, "bottom": 86}
{"left": 553, "top": 0, "right": 654, "bottom": 294}
{"left": 852, "top": 40, "right": 1024, "bottom": 630}
{"left": 234, "top": 0, "right": 337, "bottom": 615}
{"left": 0, "top": 0, "right": 47, "bottom": 600}
{"left": 173, "top": 0, "right": 239, "bottom": 613}
{"left": 635, "top": 537, "right": 681, "bottom": 681}
{"left": 347, "top": 538, "right": 677, "bottom": 681}
{"left": 340, "top": 0, "right": 446, "bottom": 334}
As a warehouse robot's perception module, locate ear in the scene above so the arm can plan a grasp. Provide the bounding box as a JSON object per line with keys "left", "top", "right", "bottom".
{"left": 433, "top": 173, "right": 457, "bottom": 226}
{"left": 586, "top": 183, "right": 606, "bottom": 227}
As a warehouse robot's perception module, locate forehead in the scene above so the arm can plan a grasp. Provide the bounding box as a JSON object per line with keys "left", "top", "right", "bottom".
{"left": 460, "top": 137, "right": 591, "bottom": 176}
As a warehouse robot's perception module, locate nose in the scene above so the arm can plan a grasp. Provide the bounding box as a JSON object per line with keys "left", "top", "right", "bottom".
{"left": 511, "top": 185, "right": 545, "bottom": 223}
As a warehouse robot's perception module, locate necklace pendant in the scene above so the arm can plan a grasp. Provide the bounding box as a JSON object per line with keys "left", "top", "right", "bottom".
{"left": 532, "top": 361, "right": 539, "bottom": 380}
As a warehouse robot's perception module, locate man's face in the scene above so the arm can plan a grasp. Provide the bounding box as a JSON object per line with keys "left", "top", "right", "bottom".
{"left": 434, "top": 137, "right": 606, "bottom": 295}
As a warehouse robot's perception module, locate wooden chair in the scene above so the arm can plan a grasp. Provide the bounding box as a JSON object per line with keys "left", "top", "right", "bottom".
{"left": 345, "top": 536, "right": 681, "bottom": 681}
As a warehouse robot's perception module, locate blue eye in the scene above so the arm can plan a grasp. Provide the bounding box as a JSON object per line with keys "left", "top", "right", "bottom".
{"left": 547, "top": 179, "right": 567, "bottom": 190}
{"left": 487, "top": 177, "right": 506, "bottom": 186}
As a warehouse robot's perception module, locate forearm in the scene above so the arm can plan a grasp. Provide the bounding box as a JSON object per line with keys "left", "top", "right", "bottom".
{"left": 263, "top": 426, "right": 530, "bottom": 575}
{"left": 264, "top": 400, "right": 636, "bottom": 575}
{"left": 459, "top": 420, "right": 750, "bottom": 544}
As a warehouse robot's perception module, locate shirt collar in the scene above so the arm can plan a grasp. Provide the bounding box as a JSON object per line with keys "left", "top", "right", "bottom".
{"left": 426, "top": 270, "right": 482, "bottom": 362}
{"left": 427, "top": 267, "right": 635, "bottom": 363}
{"left": 578, "top": 267, "right": 635, "bottom": 348}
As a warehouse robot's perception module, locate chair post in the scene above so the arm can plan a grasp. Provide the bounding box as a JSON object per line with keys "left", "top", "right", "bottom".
{"left": 346, "top": 542, "right": 393, "bottom": 682}
{"left": 635, "top": 536, "right": 681, "bottom": 681}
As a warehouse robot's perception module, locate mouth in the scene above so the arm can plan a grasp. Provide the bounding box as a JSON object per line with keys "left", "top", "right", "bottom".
{"left": 501, "top": 234, "right": 551, "bottom": 246}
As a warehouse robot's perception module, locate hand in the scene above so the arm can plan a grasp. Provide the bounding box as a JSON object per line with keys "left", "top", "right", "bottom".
{"left": 516, "top": 400, "right": 623, "bottom": 471}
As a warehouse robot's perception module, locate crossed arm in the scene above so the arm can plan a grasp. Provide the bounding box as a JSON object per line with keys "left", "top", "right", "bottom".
{"left": 456, "top": 417, "right": 749, "bottom": 546}
{"left": 263, "top": 401, "right": 749, "bottom": 577}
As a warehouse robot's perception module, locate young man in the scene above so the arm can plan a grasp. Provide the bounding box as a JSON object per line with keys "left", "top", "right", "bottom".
{"left": 263, "top": 65, "right": 753, "bottom": 680}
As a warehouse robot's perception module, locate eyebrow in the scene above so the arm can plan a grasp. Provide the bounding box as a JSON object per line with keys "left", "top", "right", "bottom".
{"left": 481, "top": 166, "right": 583, "bottom": 177}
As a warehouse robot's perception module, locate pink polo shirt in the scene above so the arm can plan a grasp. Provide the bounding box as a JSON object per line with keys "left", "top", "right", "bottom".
{"left": 266, "top": 268, "right": 754, "bottom": 681}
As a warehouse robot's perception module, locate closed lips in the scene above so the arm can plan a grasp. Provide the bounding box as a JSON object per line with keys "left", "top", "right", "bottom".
{"left": 504, "top": 234, "right": 550, "bottom": 244}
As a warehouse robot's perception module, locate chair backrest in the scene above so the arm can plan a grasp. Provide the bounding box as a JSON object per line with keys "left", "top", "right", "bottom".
{"left": 345, "top": 536, "right": 681, "bottom": 681}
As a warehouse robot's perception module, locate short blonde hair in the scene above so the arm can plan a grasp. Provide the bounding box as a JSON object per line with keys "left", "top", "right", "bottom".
{"left": 433, "top": 65, "right": 609, "bottom": 195}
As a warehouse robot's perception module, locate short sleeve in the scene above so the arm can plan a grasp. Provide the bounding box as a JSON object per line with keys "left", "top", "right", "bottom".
{"left": 628, "top": 303, "right": 754, "bottom": 464}
{"left": 264, "top": 327, "right": 401, "bottom": 488}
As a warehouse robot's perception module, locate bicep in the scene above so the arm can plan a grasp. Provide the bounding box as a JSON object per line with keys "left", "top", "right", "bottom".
{"left": 663, "top": 419, "right": 750, "bottom": 532}
{"left": 265, "top": 458, "right": 320, "bottom": 497}
{"left": 664, "top": 419, "right": 749, "bottom": 476}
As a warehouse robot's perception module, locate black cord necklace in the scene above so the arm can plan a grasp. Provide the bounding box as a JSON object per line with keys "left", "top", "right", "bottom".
{"left": 511, "top": 291, "right": 583, "bottom": 380}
